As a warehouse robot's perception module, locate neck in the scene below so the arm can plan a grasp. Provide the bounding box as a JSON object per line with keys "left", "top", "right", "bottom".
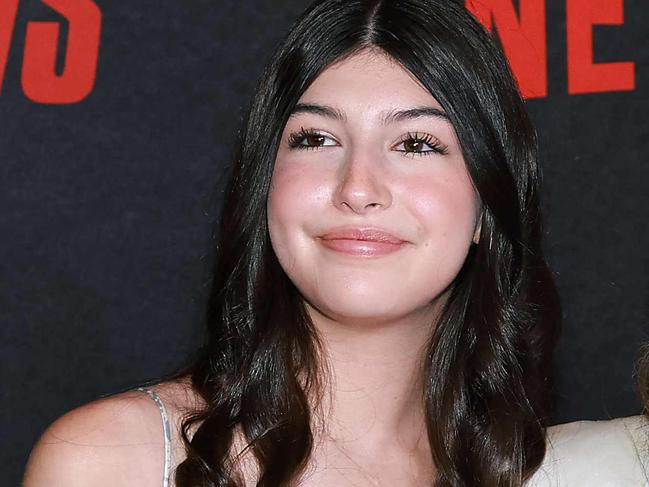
{"left": 307, "top": 303, "right": 439, "bottom": 455}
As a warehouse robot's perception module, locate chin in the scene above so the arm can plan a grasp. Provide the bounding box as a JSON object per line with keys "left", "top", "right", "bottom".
{"left": 306, "top": 290, "right": 438, "bottom": 328}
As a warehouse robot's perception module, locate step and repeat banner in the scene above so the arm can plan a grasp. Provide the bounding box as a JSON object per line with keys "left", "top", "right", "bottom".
{"left": 2, "top": 1, "right": 647, "bottom": 483}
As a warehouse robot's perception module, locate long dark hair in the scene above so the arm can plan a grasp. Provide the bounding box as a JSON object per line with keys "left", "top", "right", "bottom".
{"left": 175, "top": 1, "right": 561, "bottom": 485}
{"left": 636, "top": 345, "right": 649, "bottom": 415}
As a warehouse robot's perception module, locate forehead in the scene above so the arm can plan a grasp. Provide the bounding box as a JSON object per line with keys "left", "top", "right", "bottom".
{"left": 297, "top": 50, "right": 443, "bottom": 112}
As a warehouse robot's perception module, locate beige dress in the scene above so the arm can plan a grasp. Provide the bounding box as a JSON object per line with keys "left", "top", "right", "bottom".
{"left": 529, "top": 415, "right": 649, "bottom": 486}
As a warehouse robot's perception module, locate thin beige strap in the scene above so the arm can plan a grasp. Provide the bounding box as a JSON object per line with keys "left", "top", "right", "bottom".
{"left": 138, "top": 388, "right": 171, "bottom": 487}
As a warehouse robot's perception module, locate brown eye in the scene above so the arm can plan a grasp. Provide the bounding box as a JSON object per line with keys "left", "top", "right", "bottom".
{"left": 393, "top": 132, "right": 449, "bottom": 156}
{"left": 288, "top": 128, "right": 338, "bottom": 150}
{"left": 403, "top": 139, "right": 425, "bottom": 153}
{"left": 304, "top": 133, "right": 326, "bottom": 147}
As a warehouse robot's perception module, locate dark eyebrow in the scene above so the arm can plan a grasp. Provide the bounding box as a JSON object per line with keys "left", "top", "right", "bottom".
{"left": 382, "top": 106, "right": 450, "bottom": 124}
{"left": 289, "top": 103, "right": 449, "bottom": 124}
{"left": 291, "top": 103, "right": 347, "bottom": 121}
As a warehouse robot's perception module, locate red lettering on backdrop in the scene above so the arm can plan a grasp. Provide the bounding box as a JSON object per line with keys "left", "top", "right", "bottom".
{"left": 566, "top": 0, "right": 635, "bottom": 95}
{"left": 465, "top": 0, "right": 547, "bottom": 99}
{"left": 21, "top": 0, "right": 101, "bottom": 104}
{"left": 0, "top": 0, "right": 19, "bottom": 95}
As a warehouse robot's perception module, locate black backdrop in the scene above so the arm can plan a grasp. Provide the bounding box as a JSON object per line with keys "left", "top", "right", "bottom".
{"left": 2, "top": 1, "right": 648, "bottom": 484}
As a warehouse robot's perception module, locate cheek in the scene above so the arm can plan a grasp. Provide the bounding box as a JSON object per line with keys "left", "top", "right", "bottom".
{"left": 267, "top": 167, "right": 295, "bottom": 248}
{"left": 395, "top": 169, "right": 478, "bottom": 307}
{"left": 267, "top": 162, "right": 327, "bottom": 261}
{"left": 268, "top": 156, "right": 334, "bottom": 217}
{"left": 403, "top": 169, "right": 479, "bottom": 242}
{"left": 269, "top": 163, "right": 307, "bottom": 211}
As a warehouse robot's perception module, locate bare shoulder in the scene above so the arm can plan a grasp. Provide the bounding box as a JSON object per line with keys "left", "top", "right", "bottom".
{"left": 22, "top": 379, "right": 201, "bottom": 487}
{"left": 147, "top": 376, "right": 204, "bottom": 416}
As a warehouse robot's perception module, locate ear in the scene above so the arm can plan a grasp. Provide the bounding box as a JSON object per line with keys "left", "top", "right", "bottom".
{"left": 472, "top": 212, "right": 482, "bottom": 244}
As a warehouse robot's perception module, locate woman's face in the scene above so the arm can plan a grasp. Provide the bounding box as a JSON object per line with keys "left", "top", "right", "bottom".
{"left": 268, "top": 50, "right": 481, "bottom": 327}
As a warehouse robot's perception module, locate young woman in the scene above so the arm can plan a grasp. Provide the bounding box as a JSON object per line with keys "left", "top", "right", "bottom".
{"left": 22, "top": 0, "right": 648, "bottom": 486}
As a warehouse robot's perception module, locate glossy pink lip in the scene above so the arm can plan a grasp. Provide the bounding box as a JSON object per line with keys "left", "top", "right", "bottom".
{"left": 318, "top": 228, "right": 408, "bottom": 257}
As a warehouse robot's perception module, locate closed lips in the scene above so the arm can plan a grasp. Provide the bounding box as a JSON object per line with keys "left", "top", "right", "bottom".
{"left": 319, "top": 228, "right": 407, "bottom": 244}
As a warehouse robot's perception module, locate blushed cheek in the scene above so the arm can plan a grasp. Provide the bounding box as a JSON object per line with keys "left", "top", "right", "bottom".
{"left": 268, "top": 177, "right": 294, "bottom": 246}
{"left": 267, "top": 162, "right": 321, "bottom": 253}
{"left": 268, "top": 163, "right": 304, "bottom": 219}
{"left": 269, "top": 161, "right": 332, "bottom": 222}
{"left": 267, "top": 166, "right": 290, "bottom": 248}
{"left": 406, "top": 176, "right": 479, "bottom": 242}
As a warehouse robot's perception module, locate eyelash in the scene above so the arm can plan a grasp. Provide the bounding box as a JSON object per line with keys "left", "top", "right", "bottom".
{"left": 287, "top": 128, "right": 331, "bottom": 151}
{"left": 287, "top": 128, "right": 449, "bottom": 156}
{"left": 395, "top": 131, "right": 449, "bottom": 156}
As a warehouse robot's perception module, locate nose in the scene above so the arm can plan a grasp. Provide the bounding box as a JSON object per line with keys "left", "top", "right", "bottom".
{"left": 332, "top": 147, "right": 392, "bottom": 214}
